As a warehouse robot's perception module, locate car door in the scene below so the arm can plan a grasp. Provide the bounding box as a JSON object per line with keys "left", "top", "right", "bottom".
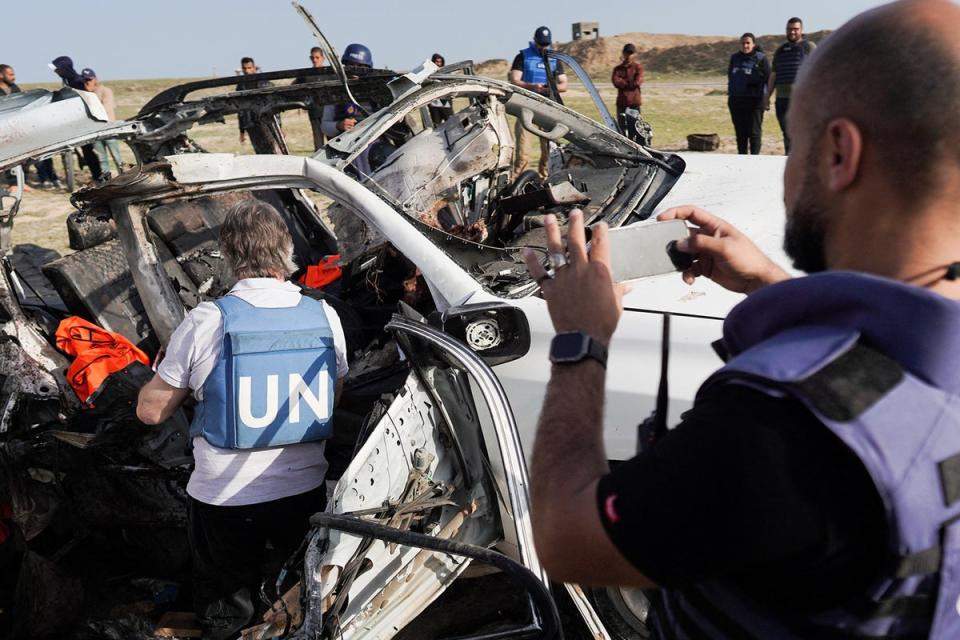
{"left": 299, "top": 313, "right": 550, "bottom": 639}
{"left": 472, "top": 294, "right": 723, "bottom": 462}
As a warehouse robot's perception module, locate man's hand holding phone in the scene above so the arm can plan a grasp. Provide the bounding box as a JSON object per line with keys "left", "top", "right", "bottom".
{"left": 657, "top": 206, "right": 791, "bottom": 293}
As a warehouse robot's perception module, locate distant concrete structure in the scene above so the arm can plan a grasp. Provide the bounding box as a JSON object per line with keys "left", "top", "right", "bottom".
{"left": 572, "top": 22, "right": 599, "bottom": 41}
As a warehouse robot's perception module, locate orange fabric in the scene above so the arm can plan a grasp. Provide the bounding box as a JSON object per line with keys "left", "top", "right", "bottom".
{"left": 55, "top": 316, "right": 150, "bottom": 405}
{"left": 298, "top": 255, "right": 342, "bottom": 289}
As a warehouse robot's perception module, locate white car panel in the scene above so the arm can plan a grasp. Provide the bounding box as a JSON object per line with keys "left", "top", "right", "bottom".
{"left": 623, "top": 152, "right": 791, "bottom": 319}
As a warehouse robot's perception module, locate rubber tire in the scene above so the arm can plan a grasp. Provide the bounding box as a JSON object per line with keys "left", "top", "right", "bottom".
{"left": 587, "top": 586, "right": 652, "bottom": 639}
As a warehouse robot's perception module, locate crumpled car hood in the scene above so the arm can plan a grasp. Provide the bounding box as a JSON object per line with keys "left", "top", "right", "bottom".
{"left": 0, "top": 88, "right": 140, "bottom": 171}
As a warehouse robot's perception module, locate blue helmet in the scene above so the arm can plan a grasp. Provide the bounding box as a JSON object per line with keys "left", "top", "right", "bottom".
{"left": 341, "top": 44, "right": 373, "bottom": 68}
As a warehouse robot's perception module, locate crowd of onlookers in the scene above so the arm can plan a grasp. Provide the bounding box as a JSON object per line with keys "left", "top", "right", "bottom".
{"left": 1, "top": 56, "right": 120, "bottom": 191}
{"left": 2, "top": 17, "right": 815, "bottom": 194}
{"left": 609, "top": 16, "right": 816, "bottom": 155}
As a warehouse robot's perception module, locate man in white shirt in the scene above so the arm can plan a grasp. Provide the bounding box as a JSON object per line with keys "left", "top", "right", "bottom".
{"left": 137, "top": 199, "right": 348, "bottom": 639}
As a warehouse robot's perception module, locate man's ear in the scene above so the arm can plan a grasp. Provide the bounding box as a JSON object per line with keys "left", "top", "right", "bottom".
{"left": 824, "top": 117, "right": 863, "bottom": 192}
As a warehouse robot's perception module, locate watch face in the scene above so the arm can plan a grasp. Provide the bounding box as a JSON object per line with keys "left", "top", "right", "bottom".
{"left": 552, "top": 332, "right": 586, "bottom": 360}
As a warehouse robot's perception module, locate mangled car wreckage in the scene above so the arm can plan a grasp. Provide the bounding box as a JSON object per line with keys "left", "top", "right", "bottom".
{"left": 0, "top": 34, "right": 790, "bottom": 640}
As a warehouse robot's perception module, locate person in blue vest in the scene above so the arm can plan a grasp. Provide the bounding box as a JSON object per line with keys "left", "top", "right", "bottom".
{"left": 727, "top": 33, "right": 770, "bottom": 155}
{"left": 765, "top": 17, "right": 816, "bottom": 154}
{"left": 522, "top": 0, "right": 960, "bottom": 637}
{"left": 137, "top": 200, "right": 348, "bottom": 639}
{"left": 321, "top": 43, "right": 374, "bottom": 139}
{"left": 320, "top": 44, "right": 390, "bottom": 178}
{"left": 509, "top": 26, "right": 568, "bottom": 178}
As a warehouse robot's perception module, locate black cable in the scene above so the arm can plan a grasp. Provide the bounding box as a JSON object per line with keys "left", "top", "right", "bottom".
{"left": 653, "top": 314, "right": 671, "bottom": 441}
{"left": 309, "top": 512, "right": 563, "bottom": 640}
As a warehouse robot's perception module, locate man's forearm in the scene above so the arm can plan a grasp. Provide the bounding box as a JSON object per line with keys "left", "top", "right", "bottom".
{"left": 531, "top": 361, "right": 609, "bottom": 526}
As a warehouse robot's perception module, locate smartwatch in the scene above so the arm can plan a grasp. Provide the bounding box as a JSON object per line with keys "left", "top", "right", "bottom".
{"left": 549, "top": 331, "right": 608, "bottom": 368}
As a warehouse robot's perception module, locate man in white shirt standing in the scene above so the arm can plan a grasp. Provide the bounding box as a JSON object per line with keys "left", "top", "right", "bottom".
{"left": 137, "top": 199, "right": 348, "bottom": 639}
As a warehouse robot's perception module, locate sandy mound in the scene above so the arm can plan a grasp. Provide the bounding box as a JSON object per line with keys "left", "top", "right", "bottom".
{"left": 474, "top": 58, "right": 510, "bottom": 79}
{"left": 476, "top": 30, "right": 830, "bottom": 77}
{"left": 642, "top": 30, "right": 829, "bottom": 75}
{"left": 558, "top": 32, "right": 725, "bottom": 75}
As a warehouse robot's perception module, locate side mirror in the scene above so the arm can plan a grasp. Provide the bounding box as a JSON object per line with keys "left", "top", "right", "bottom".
{"left": 440, "top": 302, "right": 530, "bottom": 366}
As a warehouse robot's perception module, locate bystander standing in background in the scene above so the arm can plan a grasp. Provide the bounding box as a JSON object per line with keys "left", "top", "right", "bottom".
{"left": 0, "top": 65, "right": 20, "bottom": 95}
{"left": 727, "top": 33, "right": 769, "bottom": 155}
{"left": 766, "top": 17, "right": 815, "bottom": 153}
{"left": 81, "top": 69, "right": 124, "bottom": 176}
{"left": 611, "top": 43, "right": 644, "bottom": 143}
{"left": 428, "top": 53, "right": 453, "bottom": 125}
{"left": 321, "top": 44, "right": 375, "bottom": 139}
{"left": 293, "top": 46, "right": 326, "bottom": 80}
{"left": 49, "top": 55, "right": 83, "bottom": 89}
{"left": 50, "top": 55, "right": 102, "bottom": 182}
{"left": 0, "top": 65, "right": 24, "bottom": 189}
{"left": 509, "top": 26, "right": 568, "bottom": 178}
{"left": 293, "top": 46, "right": 328, "bottom": 150}
{"left": 236, "top": 57, "right": 271, "bottom": 145}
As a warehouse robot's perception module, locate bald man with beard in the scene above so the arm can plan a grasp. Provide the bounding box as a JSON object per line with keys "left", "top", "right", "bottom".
{"left": 522, "top": 1, "right": 960, "bottom": 638}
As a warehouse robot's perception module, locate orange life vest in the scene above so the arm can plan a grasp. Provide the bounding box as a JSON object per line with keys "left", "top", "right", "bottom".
{"left": 55, "top": 316, "right": 150, "bottom": 405}
{"left": 298, "top": 255, "right": 342, "bottom": 289}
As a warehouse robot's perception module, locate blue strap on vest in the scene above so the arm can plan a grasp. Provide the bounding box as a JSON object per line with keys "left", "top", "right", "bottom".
{"left": 652, "top": 273, "right": 960, "bottom": 640}
{"left": 520, "top": 43, "right": 557, "bottom": 85}
{"left": 190, "top": 294, "right": 336, "bottom": 450}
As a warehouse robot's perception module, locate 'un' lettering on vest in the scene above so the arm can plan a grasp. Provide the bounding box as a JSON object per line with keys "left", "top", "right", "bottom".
{"left": 237, "top": 372, "right": 331, "bottom": 428}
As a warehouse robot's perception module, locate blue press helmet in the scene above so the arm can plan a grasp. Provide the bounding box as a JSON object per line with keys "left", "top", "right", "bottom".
{"left": 341, "top": 44, "right": 373, "bottom": 68}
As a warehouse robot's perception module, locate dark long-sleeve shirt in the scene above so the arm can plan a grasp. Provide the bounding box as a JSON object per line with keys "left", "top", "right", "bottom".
{"left": 612, "top": 61, "right": 644, "bottom": 109}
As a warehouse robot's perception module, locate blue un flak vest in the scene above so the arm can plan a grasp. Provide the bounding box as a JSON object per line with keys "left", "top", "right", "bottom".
{"left": 652, "top": 272, "right": 960, "bottom": 640}
{"left": 520, "top": 43, "right": 557, "bottom": 85}
{"left": 190, "top": 294, "right": 336, "bottom": 450}
{"left": 728, "top": 51, "right": 766, "bottom": 98}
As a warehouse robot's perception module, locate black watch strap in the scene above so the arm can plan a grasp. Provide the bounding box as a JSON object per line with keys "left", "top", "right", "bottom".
{"left": 549, "top": 331, "right": 608, "bottom": 368}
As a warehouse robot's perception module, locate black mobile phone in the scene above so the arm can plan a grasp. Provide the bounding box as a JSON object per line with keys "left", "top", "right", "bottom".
{"left": 602, "top": 220, "right": 692, "bottom": 282}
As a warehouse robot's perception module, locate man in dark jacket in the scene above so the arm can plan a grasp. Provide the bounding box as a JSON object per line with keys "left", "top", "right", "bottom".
{"left": 765, "top": 18, "right": 816, "bottom": 153}
{"left": 727, "top": 33, "right": 770, "bottom": 154}
{"left": 292, "top": 47, "right": 328, "bottom": 150}
{"left": 523, "top": 1, "right": 960, "bottom": 638}
{"left": 236, "top": 57, "right": 272, "bottom": 145}
{"left": 49, "top": 55, "right": 84, "bottom": 90}
{"left": 611, "top": 44, "right": 644, "bottom": 143}
{"left": 49, "top": 56, "right": 102, "bottom": 182}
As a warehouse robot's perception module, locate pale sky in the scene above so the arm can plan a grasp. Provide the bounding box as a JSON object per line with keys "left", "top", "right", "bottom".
{"left": 5, "top": 0, "right": 896, "bottom": 83}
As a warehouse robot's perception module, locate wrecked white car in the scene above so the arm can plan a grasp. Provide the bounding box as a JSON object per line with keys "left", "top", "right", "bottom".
{"left": 0, "top": 47, "right": 789, "bottom": 640}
